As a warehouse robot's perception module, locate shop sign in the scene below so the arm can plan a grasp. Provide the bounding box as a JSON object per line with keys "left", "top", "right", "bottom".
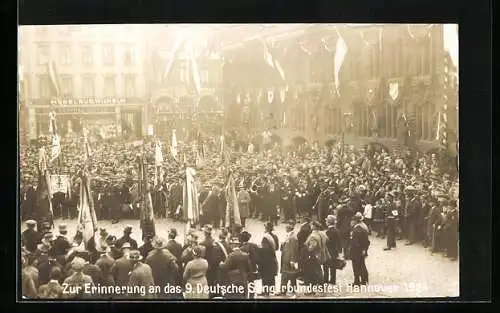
{"left": 49, "top": 97, "right": 126, "bottom": 106}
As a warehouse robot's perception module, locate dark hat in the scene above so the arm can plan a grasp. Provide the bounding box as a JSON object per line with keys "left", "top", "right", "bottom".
{"left": 42, "top": 232, "right": 54, "bottom": 241}
{"left": 99, "top": 228, "right": 108, "bottom": 236}
{"left": 25, "top": 220, "right": 37, "bottom": 226}
{"left": 202, "top": 225, "right": 213, "bottom": 234}
{"left": 124, "top": 225, "right": 133, "bottom": 234}
{"left": 192, "top": 246, "right": 203, "bottom": 258}
{"left": 168, "top": 228, "right": 178, "bottom": 238}
{"left": 311, "top": 220, "right": 322, "bottom": 228}
{"left": 239, "top": 231, "right": 251, "bottom": 243}
{"left": 264, "top": 221, "right": 274, "bottom": 231}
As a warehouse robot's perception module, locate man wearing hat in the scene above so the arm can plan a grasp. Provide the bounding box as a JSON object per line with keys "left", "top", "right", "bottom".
{"left": 111, "top": 242, "right": 133, "bottom": 286}
{"left": 237, "top": 184, "right": 251, "bottom": 228}
{"left": 443, "top": 200, "right": 458, "bottom": 260}
{"left": 324, "top": 215, "right": 341, "bottom": 285}
{"left": 259, "top": 222, "right": 279, "bottom": 296}
{"left": 36, "top": 232, "right": 54, "bottom": 259}
{"left": 128, "top": 250, "right": 155, "bottom": 298}
{"left": 115, "top": 225, "right": 138, "bottom": 250}
{"left": 22, "top": 220, "right": 40, "bottom": 254}
{"left": 53, "top": 224, "right": 71, "bottom": 261}
{"left": 63, "top": 257, "right": 94, "bottom": 299}
{"left": 219, "top": 237, "right": 252, "bottom": 299}
{"left": 239, "top": 230, "right": 260, "bottom": 299}
{"left": 165, "top": 228, "right": 183, "bottom": 283}
{"left": 145, "top": 237, "right": 179, "bottom": 299}
{"left": 139, "top": 234, "right": 155, "bottom": 260}
{"left": 349, "top": 212, "right": 370, "bottom": 286}
{"left": 95, "top": 244, "right": 115, "bottom": 287}
{"left": 278, "top": 220, "right": 299, "bottom": 296}
{"left": 304, "top": 221, "right": 330, "bottom": 292}
{"left": 199, "top": 225, "right": 217, "bottom": 296}
{"left": 336, "top": 204, "right": 354, "bottom": 259}
{"left": 97, "top": 228, "right": 110, "bottom": 252}
{"left": 404, "top": 186, "right": 421, "bottom": 246}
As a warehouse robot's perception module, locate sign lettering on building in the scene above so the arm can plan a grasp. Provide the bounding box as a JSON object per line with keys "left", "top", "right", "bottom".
{"left": 49, "top": 97, "right": 126, "bottom": 106}
{"left": 35, "top": 106, "right": 116, "bottom": 115}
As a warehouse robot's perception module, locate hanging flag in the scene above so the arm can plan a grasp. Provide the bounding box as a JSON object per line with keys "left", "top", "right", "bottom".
{"left": 49, "top": 174, "right": 71, "bottom": 195}
{"left": 170, "top": 129, "right": 178, "bottom": 161}
{"left": 47, "top": 61, "right": 60, "bottom": 97}
{"left": 334, "top": 32, "right": 348, "bottom": 95}
{"left": 48, "top": 112, "right": 61, "bottom": 163}
{"left": 163, "top": 36, "right": 186, "bottom": 80}
{"left": 182, "top": 167, "right": 200, "bottom": 224}
{"left": 262, "top": 40, "right": 285, "bottom": 81}
{"left": 36, "top": 147, "right": 53, "bottom": 230}
{"left": 224, "top": 172, "right": 241, "bottom": 228}
{"left": 77, "top": 173, "right": 98, "bottom": 248}
{"left": 155, "top": 139, "right": 164, "bottom": 166}
{"left": 188, "top": 41, "right": 201, "bottom": 95}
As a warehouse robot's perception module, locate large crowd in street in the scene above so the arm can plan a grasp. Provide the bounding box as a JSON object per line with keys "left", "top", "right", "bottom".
{"left": 20, "top": 131, "right": 459, "bottom": 299}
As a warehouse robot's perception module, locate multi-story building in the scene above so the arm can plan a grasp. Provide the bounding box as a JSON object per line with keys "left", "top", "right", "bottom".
{"left": 144, "top": 25, "right": 224, "bottom": 140}
{"left": 19, "top": 25, "right": 148, "bottom": 140}
{"left": 220, "top": 24, "right": 458, "bottom": 155}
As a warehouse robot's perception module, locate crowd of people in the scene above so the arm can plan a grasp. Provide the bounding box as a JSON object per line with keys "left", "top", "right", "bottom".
{"left": 20, "top": 131, "right": 459, "bottom": 299}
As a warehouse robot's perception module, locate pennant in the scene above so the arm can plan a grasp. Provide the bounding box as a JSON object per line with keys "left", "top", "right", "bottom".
{"left": 77, "top": 173, "right": 98, "bottom": 248}
{"left": 334, "top": 34, "right": 348, "bottom": 95}
{"left": 262, "top": 40, "right": 285, "bottom": 80}
{"left": 49, "top": 134, "right": 61, "bottom": 163}
{"left": 182, "top": 167, "right": 200, "bottom": 224}
{"left": 389, "top": 82, "right": 400, "bottom": 101}
{"left": 170, "top": 129, "right": 178, "bottom": 160}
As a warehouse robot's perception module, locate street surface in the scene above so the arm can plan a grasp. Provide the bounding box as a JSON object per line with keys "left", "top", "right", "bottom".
{"left": 23, "top": 217, "right": 459, "bottom": 299}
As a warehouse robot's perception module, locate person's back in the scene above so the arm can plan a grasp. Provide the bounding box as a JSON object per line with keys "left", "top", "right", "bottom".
{"left": 111, "top": 256, "right": 133, "bottom": 285}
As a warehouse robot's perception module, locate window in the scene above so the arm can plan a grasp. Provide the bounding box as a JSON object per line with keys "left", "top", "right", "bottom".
{"left": 37, "top": 44, "right": 49, "bottom": 65}
{"left": 82, "top": 45, "right": 93, "bottom": 66}
{"left": 102, "top": 44, "right": 114, "bottom": 65}
{"left": 124, "top": 46, "right": 134, "bottom": 66}
{"left": 82, "top": 75, "right": 95, "bottom": 97}
{"left": 60, "top": 76, "right": 73, "bottom": 96}
{"left": 39, "top": 75, "right": 50, "bottom": 98}
{"left": 103, "top": 75, "right": 116, "bottom": 97}
{"left": 60, "top": 44, "right": 72, "bottom": 66}
{"left": 124, "top": 75, "right": 136, "bottom": 97}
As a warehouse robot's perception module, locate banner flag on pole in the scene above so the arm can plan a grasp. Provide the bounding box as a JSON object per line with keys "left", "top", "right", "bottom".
{"left": 224, "top": 172, "right": 241, "bottom": 228}
{"left": 334, "top": 30, "right": 348, "bottom": 95}
{"left": 138, "top": 156, "right": 156, "bottom": 239}
{"left": 49, "top": 112, "right": 61, "bottom": 163}
{"left": 262, "top": 40, "right": 285, "bottom": 81}
{"left": 170, "top": 129, "right": 178, "bottom": 161}
{"left": 155, "top": 139, "right": 164, "bottom": 166}
{"left": 182, "top": 167, "right": 200, "bottom": 225}
{"left": 77, "top": 173, "right": 98, "bottom": 248}
{"left": 37, "top": 147, "right": 53, "bottom": 230}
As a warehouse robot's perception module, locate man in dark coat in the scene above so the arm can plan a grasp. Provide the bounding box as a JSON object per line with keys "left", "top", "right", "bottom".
{"left": 444, "top": 201, "right": 459, "bottom": 260}
{"left": 111, "top": 242, "right": 133, "bottom": 286}
{"left": 52, "top": 224, "right": 71, "bottom": 261}
{"left": 95, "top": 245, "right": 115, "bottom": 287}
{"left": 115, "top": 225, "right": 138, "bottom": 250}
{"left": 201, "top": 186, "right": 222, "bottom": 228}
{"left": 313, "top": 187, "right": 331, "bottom": 228}
{"left": 165, "top": 228, "right": 183, "bottom": 286}
{"left": 336, "top": 204, "right": 354, "bottom": 259}
{"left": 220, "top": 241, "right": 252, "bottom": 299}
{"left": 22, "top": 220, "right": 40, "bottom": 253}
{"left": 211, "top": 229, "right": 232, "bottom": 296}
{"left": 324, "top": 215, "right": 341, "bottom": 285}
{"left": 259, "top": 222, "right": 279, "bottom": 296}
{"left": 264, "top": 181, "right": 280, "bottom": 225}
{"left": 139, "top": 234, "right": 154, "bottom": 260}
{"left": 404, "top": 187, "right": 421, "bottom": 245}
{"left": 350, "top": 213, "right": 370, "bottom": 285}
{"left": 199, "top": 225, "right": 216, "bottom": 296}
{"left": 239, "top": 231, "right": 260, "bottom": 299}
{"left": 145, "top": 237, "right": 179, "bottom": 298}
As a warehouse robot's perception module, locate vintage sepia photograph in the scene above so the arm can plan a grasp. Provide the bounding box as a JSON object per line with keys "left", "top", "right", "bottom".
{"left": 18, "top": 24, "right": 459, "bottom": 300}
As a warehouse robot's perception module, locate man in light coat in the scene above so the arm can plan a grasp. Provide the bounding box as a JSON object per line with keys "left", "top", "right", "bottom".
{"left": 278, "top": 221, "right": 299, "bottom": 296}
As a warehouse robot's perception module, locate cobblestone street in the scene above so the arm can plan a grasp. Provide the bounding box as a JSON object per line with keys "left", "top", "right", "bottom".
{"left": 25, "top": 217, "right": 459, "bottom": 299}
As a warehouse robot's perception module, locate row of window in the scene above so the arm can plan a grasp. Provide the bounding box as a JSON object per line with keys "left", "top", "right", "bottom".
{"left": 37, "top": 75, "right": 137, "bottom": 98}
{"left": 36, "top": 43, "right": 135, "bottom": 67}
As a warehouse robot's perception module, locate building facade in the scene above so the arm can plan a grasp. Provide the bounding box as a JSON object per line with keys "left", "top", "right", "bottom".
{"left": 221, "top": 24, "right": 458, "bottom": 155}
{"left": 19, "top": 25, "right": 148, "bottom": 140}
